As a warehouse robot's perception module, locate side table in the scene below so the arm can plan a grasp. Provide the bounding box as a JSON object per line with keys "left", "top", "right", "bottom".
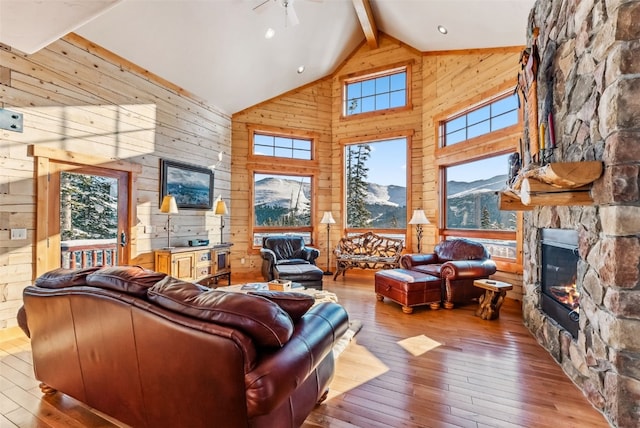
{"left": 473, "top": 279, "right": 513, "bottom": 320}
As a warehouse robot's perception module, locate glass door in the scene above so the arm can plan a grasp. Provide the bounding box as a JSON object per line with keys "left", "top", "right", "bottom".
{"left": 47, "top": 164, "right": 129, "bottom": 269}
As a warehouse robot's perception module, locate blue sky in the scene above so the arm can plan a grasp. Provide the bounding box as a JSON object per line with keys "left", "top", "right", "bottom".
{"left": 365, "top": 140, "right": 510, "bottom": 187}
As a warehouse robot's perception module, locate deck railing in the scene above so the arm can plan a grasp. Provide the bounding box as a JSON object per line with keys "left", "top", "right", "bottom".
{"left": 61, "top": 239, "right": 118, "bottom": 269}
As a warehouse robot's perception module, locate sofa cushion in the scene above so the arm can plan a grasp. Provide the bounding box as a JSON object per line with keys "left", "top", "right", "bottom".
{"left": 148, "top": 277, "right": 294, "bottom": 347}
{"left": 412, "top": 264, "right": 442, "bottom": 277}
{"left": 435, "top": 238, "right": 489, "bottom": 262}
{"left": 35, "top": 266, "right": 103, "bottom": 289}
{"left": 247, "top": 290, "right": 315, "bottom": 322}
{"left": 86, "top": 265, "right": 167, "bottom": 297}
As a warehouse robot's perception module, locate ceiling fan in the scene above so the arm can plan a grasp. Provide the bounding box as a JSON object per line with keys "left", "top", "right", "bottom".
{"left": 252, "top": 0, "right": 321, "bottom": 27}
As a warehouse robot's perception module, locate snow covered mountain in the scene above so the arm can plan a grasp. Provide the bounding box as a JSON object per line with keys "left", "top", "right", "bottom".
{"left": 255, "top": 174, "right": 509, "bottom": 209}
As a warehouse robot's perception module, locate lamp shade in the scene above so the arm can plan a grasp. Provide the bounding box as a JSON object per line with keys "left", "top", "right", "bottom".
{"left": 160, "top": 195, "right": 179, "bottom": 214}
{"left": 214, "top": 198, "right": 229, "bottom": 216}
{"left": 320, "top": 211, "right": 336, "bottom": 224}
{"left": 408, "top": 209, "right": 429, "bottom": 225}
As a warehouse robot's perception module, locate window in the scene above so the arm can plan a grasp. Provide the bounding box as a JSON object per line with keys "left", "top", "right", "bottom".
{"left": 344, "top": 137, "right": 407, "bottom": 240}
{"left": 253, "top": 132, "right": 312, "bottom": 160}
{"left": 249, "top": 127, "right": 319, "bottom": 248}
{"left": 443, "top": 155, "right": 517, "bottom": 259}
{"left": 436, "top": 89, "right": 522, "bottom": 270}
{"left": 440, "top": 93, "right": 519, "bottom": 146}
{"left": 344, "top": 67, "right": 408, "bottom": 116}
{"left": 253, "top": 173, "right": 312, "bottom": 246}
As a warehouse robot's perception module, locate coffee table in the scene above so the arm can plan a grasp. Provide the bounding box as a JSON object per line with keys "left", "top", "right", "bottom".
{"left": 218, "top": 282, "right": 338, "bottom": 304}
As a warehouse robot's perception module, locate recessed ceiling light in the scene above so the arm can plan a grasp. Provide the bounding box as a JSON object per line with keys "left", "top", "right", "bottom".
{"left": 437, "top": 25, "right": 448, "bottom": 35}
{"left": 265, "top": 28, "right": 275, "bottom": 39}
{"left": 297, "top": 66, "right": 305, "bottom": 74}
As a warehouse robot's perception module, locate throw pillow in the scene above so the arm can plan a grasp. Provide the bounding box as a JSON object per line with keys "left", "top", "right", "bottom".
{"left": 247, "top": 290, "right": 314, "bottom": 322}
{"left": 148, "top": 277, "right": 294, "bottom": 347}
{"left": 35, "top": 266, "right": 103, "bottom": 289}
{"left": 86, "top": 265, "right": 167, "bottom": 297}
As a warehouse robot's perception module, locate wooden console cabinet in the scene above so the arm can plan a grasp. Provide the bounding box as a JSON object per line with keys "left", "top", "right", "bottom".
{"left": 154, "top": 244, "right": 232, "bottom": 286}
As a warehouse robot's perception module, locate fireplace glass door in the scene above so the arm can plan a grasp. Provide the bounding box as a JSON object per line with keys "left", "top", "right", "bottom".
{"left": 540, "top": 229, "right": 579, "bottom": 338}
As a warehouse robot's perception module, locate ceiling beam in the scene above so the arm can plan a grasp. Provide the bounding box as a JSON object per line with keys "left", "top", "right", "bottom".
{"left": 351, "top": 0, "right": 378, "bottom": 49}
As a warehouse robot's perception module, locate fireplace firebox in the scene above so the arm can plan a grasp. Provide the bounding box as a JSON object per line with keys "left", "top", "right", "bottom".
{"left": 540, "top": 229, "right": 579, "bottom": 338}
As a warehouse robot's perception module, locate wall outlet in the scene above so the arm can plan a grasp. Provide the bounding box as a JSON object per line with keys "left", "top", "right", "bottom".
{"left": 144, "top": 225, "right": 154, "bottom": 234}
{"left": 240, "top": 257, "right": 246, "bottom": 265}
{"left": 250, "top": 258, "right": 255, "bottom": 268}
{"left": 10, "top": 228, "right": 27, "bottom": 240}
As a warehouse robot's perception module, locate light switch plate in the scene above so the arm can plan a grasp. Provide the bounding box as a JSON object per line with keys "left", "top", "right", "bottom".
{"left": 10, "top": 228, "right": 27, "bottom": 240}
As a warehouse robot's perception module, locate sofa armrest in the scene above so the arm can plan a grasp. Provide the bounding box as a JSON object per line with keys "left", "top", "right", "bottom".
{"left": 400, "top": 253, "right": 438, "bottom": 269}
{"left": 439, "top": 259, "right": 497, "bottom": 280}
{"left": 259, "top": 248, "right": 277, "bottom": 264}
{"left": 302, "top": 246, "right": 320, "bottom": 263}
{"left": 244, "top": 302, "right": 348, "bottom": 417}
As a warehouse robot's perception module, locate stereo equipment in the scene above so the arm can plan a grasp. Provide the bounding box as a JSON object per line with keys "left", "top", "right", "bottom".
{"left": 188, "top": 239, "right": 209, "bottom": 247}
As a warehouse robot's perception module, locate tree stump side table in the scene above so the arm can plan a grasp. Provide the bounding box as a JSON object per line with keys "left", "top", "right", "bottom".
{"left": 473, "top": 279, "right": 513, "bottom": 320}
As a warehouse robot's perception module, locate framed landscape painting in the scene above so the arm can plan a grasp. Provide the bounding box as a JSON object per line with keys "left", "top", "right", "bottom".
{"left": 160, "top": 159, "right": 214, "bottom": 209}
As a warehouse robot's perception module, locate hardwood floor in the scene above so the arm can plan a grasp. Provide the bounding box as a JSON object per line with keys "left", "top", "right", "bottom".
{"left": 1, "top": 276, "right": 609, "bottom": 427}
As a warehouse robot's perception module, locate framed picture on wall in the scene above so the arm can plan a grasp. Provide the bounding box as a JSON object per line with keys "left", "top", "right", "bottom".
{"left": 160, "top": 159, "right": 214, "bottom": 209}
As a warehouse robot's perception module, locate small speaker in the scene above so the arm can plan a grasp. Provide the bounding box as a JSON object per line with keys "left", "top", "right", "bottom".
{"left": 188, "top": 239, "right": 209, "bottom": 247}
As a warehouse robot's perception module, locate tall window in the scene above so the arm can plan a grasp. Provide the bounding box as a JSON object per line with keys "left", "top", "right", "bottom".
{"left": 344, "top": 138, "right": 407, "bottom": 238}
{"left": 444, "top": 155, "right": 517, "bottom": 259}
{"left": 436, "top": 89, "right": 522, "bottom": 270}
{"left": 253, "top": 173, "right": 312, "bottom": 246}
{"left": 344, "top": 67, "right": 408, "bottom": 116}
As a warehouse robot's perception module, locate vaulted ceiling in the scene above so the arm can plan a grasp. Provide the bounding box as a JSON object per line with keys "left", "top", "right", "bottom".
{"left": 0, "top": 0, "right": 535, "bottom": 114}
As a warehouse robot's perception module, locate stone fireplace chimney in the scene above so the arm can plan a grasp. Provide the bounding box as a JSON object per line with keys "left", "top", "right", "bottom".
{"left": 522, "top": 1, "right": 640, "bottom": 427}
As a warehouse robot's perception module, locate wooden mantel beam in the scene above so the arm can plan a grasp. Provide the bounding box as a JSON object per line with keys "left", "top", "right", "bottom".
{"left": 352, "top": 0, "right": 378, "bottom": 49}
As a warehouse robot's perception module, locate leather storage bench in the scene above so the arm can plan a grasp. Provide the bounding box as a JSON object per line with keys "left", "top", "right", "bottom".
{"left": 374, "top": 269, "right": 442, "bottom": 314}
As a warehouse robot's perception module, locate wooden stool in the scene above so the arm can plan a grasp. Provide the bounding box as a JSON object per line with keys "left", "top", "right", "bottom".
{"left": 473, "top": 279, "right": 513, "bottom": 320}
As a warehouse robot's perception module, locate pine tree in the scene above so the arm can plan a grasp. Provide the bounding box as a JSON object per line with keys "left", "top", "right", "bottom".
{"left": 60, "top": 172, "right": 118, "bottom": 240}
{"left": 480, "top": 206, "right": 491, "bottom": 229}
{"left": 346, "top": 144, "right": 371, "bottom": 227}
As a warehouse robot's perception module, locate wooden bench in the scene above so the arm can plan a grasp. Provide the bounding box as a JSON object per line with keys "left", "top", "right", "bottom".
{"left": 333, "top": 231, "right": 404, "bottom": 280}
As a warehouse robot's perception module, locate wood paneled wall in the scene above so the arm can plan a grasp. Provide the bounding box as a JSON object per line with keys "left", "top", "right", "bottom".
{"left": 421, "top": 47, "right": 523, "bottom": 258}
{"left": 231, "top": 35, "right": 522, "bottom": 282}
{"left": 0, "top": 34, "right": 231, "bottom": 329}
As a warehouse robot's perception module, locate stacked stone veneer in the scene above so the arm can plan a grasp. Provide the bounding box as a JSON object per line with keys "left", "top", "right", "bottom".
{"left": 522, "top": 1, "right": 640, "bottom": 427}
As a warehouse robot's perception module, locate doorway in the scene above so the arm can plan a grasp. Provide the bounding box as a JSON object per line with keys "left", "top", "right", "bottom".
{"left": 30, "top": 145, "right": 140, "bottom": 277}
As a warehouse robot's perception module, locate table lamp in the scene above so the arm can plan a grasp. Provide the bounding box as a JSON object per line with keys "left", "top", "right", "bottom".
{"left": 408, "top": 209, "right": 429, "bottom": 253}
{"left": 214, "top": 197, "right": 229, "bottom": 244}
{"left": 320, "top": 211, "right": 336, "bottom": 275}
{"left": 160, "top": 195, "right": 179, "bottom": 249}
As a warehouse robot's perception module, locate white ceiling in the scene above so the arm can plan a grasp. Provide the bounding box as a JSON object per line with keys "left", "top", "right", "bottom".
{"left": 0, "top": 0, "right": 535, "bottom": 115}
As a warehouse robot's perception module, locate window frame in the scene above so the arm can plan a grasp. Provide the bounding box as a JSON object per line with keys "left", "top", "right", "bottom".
{"left": 247, "top": 126, "right": 321, "bottom": 249}
{"left": 248, "top": 125, "right": 319, "bottom": 166}
{"left": 434, "top": 86, "right": 523, "bottom": 273}
{"left": 340, "top": 62, "right": 413, "bottom": 120}
{"left": 340, "top": 131, "right": 413, "bottom": 241}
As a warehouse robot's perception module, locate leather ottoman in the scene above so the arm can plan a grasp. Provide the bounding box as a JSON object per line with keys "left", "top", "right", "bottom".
{"left": 375, "top": 269, "right": 442, "bottom": 314}
{"left": 275, "top": 263, "right": 324, "bottom": 290}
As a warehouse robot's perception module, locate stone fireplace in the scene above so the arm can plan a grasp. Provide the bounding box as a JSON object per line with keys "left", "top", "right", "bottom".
{"left": 522, "top": 1, "right": 640, "bottom": 427}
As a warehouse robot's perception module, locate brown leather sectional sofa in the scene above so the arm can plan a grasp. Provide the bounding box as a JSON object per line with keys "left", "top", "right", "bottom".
{"left": 18, "top": 265, "right": 348, "bottom": 428}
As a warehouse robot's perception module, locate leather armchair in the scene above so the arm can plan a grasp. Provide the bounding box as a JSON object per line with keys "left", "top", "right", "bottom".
{"left": 400, "top": 238, "right": 497, "bottom": 308}
{"left": 260, "top": 235, "right": 321, "bottom": 283}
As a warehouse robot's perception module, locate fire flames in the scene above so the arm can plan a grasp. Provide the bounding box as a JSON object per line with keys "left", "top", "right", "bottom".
{"left": 549, "top": 283, "right": 579, "bottom": 310}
